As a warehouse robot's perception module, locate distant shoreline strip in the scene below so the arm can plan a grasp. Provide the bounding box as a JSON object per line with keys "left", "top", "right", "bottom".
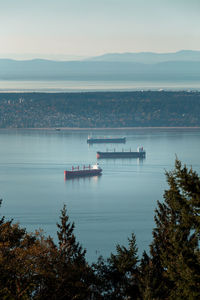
{"left": 0, "top": 127, "right": 200, "bottom": 130}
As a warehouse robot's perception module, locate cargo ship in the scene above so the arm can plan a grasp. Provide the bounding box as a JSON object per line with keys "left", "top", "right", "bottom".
{"left": 97, "top": 147, "right": 146, "bottom": 159}
{"left": 64, "top": 163, "right": 102, "bottom": 178}
{"left": 87, "top": 136, "right": 126, "bottom": 144}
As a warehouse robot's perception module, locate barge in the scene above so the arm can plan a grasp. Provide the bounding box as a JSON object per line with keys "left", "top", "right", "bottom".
{"left": 87, "top": 136, "right": 126, "bottom": 144}
{"left": 64, "top": 163, "right": 102, "bottom": 178}
{"left": 97, "top": 147, "right": 146, "bottom": 159}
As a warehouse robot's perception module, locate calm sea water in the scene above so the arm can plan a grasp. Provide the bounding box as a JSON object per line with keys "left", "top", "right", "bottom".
{"left": 0, "top": 80, "right": 200, "bottom": 92}
{"left": 0, "top": 128, "right": 200, "bottom": 262}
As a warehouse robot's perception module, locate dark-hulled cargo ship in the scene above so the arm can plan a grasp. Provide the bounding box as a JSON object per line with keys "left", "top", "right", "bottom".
{"left": 64, "top": 163, "right": 102, "bottom": 179}
{"left": 97, "top": 147, "right": 146, "bottom": 159}
{"left": 87, "top": 137, "right": 126, "bottom": 144}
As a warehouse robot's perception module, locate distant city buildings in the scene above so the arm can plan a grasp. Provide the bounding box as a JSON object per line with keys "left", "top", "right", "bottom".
{"left": 0, "top": 91, "right": 199, "bottom": 128}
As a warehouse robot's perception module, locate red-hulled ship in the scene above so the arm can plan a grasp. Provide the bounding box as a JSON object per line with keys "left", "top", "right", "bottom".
{"left": 64, "top": 163, "right": 102, "bottom": 179}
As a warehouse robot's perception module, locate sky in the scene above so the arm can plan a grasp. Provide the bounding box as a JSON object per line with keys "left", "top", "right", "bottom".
{"left": 1, "top": 0, "right": 200, "bottom": 60}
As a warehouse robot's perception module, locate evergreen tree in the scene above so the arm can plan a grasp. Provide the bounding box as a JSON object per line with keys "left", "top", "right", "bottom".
{"left": 0, "top": 208, "right": 39, "bottom": 299}
{"left": 138, "top": 249, "right": 170, "bottom": 300}
{"left": 0, "top": 202, "right": 94, "bottom": 300}
{"left": 93, "top": 233, "right": 139, "bottom": 299}
{"left": 57, "top": 204, "right": 86, "bottom": 264}
{"left": 35, "top": 205, "right": 94, "bottom": 300}
{"left": 145, "top": 159, "right": 200, "bottom": 299}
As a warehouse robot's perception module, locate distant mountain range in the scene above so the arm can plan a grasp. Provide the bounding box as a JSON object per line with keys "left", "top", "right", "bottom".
{"left": 0, "top": 50, "right": 200, "bottom": 81}
{"left": 88, "top": 50, "right": 200, "bottom": 63}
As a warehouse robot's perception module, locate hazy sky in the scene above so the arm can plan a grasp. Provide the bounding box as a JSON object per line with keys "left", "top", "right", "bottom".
{"left": 1, "top": 0, "right": 200, "bottom": 59}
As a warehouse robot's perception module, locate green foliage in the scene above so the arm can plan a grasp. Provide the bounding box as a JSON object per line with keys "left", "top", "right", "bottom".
{"left": 0, "top": 220, "right": 39, "bottom": 299}
{"left": 109, "top": 233, "right": 138, "bottom": 274}
{"left": 0, "top": 203, "right": 93, "bottom": 300}
{"left": 142, "top": 159, "right": 200, "bottom": 300}
{"left": 93, "top": 233, "right": 139, "bottom": 299}
{"left": 57, "top": 204, "right": 86, "bottom": 264}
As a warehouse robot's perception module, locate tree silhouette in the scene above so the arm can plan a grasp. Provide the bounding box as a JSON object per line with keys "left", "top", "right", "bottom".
{"left": 93, "top": 233, "right": 139, "bottom": 299}
{"left": 140, "top": 159, "right": 200, "bottom": 299}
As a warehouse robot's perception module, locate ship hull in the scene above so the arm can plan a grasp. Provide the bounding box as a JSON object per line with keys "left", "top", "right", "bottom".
{"left": 97, "top": 151, "right": 145, "bottom": 159}
{"left": 64, "top": 169, "right": 102, "bottom": 178}
{"left": 87, "top": 137, "right": 126, "bottom": 144}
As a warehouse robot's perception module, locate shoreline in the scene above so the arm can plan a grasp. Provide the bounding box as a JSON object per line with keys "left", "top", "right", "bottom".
{"left": 1, "top": 127, "right": 200, "bottom": 131}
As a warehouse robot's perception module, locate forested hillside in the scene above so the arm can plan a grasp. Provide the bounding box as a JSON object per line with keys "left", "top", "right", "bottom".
{"left": 0, "top": 91, "right": 200, "bottom": 128}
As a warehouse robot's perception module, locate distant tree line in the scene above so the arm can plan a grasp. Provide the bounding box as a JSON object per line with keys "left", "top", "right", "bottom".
{"left": 1, "top": 159, "right": 200, "bottom": 299}
{"left": 0, "top": 91, "right": 200, "bottom": 128}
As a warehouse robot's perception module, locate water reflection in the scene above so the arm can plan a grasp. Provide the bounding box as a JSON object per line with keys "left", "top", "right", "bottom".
{"left": 98, "top": 157, "right": 145, "bottom": 165}
{"left": 64, "top": 174, "right": 102, "bottom": 184}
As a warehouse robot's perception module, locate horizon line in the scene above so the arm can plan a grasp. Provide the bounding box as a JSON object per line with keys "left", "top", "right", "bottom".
{"left": 0, "top": 49, "right": 200, "bottom": 61}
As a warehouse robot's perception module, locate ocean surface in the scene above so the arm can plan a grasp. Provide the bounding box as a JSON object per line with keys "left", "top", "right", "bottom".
{"left": 0, "top": 79, "right": 200, "bottom": 92}
{"left": 0, "top": 128, "right": 200, "bottom": 262}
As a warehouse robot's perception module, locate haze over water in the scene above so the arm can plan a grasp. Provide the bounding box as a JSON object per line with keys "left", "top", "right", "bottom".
{"left": 0, "top": 80, "right": 200, "bottom": 92}
{"left": 0, "top": 128, "right": 199, "bottom": 262}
